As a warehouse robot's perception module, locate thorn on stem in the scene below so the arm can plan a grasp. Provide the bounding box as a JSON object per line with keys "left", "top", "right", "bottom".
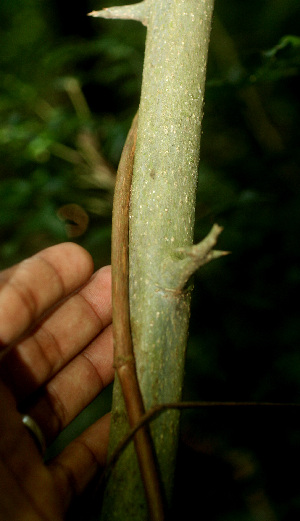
{"left": 88, "top": 2, "right": 149, "bottom": 26}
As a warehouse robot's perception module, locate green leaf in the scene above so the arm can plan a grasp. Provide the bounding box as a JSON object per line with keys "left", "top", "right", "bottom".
{"left": 250, "top": 34, "right": 300, "bottom": 84}
{"left": 263, "top": 35, "right": 300, "bottom": 59}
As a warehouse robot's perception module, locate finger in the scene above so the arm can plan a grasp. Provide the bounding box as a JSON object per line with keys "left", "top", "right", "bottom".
{"left": 48, "top": 413, "right": 111, "bottom": 514}
{"left": 1, "top": 265, "right": 112, "bottom": 400}
{"left": 0, "top": 380, "right": 64, "bottom": 520}
{"left": 25, "top": 324, "right": 114, "bottom": 444}
{"left": 0, "top": 243, "right": 94, "bottom": 352}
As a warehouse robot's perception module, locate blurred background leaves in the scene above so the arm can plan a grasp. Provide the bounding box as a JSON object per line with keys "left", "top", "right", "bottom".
{"left": 0, "top": 1, "right": 300, "bottom": 520}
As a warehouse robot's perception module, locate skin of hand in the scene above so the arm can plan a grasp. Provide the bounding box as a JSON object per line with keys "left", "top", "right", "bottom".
{"left": 0, "top": 242, "right": 114, "bottom": 520}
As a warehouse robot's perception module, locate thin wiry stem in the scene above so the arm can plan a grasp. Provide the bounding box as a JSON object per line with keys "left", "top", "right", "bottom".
{"left": 111, "top": 113, "right": 166, "bottom": 521}
{"left": 105, "top": 400, "right": 300, "bottom": 479}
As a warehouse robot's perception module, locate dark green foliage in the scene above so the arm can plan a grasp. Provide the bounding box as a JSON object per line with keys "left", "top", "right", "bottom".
{"left": 0, "top": 1, "right": 299, "bottom": 520}
{"left": 0, "top": 0, "right": 145, "bottom": 268}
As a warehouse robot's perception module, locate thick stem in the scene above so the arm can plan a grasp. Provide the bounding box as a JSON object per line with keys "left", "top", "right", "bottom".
{"left": 129, "top": 0, "right": 215, "bottom": 505}
{"left": 99, "top": 1, "right": 215, "bottom": 519}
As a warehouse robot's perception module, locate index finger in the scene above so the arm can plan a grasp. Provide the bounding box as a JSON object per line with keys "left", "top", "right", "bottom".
{"left": 0, "top": 243, "right": 94, "bottom": 351}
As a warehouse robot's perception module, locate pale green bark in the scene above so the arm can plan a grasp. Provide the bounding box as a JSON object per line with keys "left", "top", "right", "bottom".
{"left": 92, "top": 1, "right": 215, "bottom": 519}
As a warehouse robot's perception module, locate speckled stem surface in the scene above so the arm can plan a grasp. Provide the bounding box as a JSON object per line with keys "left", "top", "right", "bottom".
{"left": 101, "top": 1, "right": 214, "bottom": 520}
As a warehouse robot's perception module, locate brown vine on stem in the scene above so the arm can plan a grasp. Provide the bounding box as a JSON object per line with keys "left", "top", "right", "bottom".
{"left": 111, "top": 112, "right": 166, "bottom": 521}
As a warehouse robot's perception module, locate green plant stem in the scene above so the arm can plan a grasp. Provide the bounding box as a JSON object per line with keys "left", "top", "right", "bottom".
{"left": 97, "top": 1, "right": 216, "bottom": 519}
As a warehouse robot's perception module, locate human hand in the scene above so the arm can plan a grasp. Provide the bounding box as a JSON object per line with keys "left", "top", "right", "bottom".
{"left": 0, "top": 243, "right": 114, "bottom": 520}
